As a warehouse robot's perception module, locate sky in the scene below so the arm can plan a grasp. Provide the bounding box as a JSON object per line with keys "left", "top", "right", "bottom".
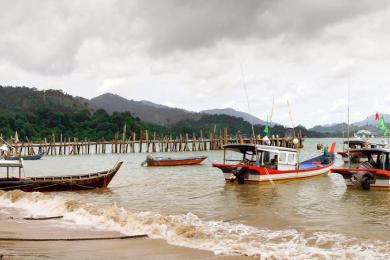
{"left": 1, "top": 0, "right": 390, "bottom": 127}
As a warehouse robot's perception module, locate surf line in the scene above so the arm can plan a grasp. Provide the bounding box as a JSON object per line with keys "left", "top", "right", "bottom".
{"left": 0, "top": 234, "right": 148, "bottom": 242}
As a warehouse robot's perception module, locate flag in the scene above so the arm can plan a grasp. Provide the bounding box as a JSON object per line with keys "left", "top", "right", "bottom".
{"left": 380, "top": 115, "right": 388, "bottom": 136}
{"left": 375, "top": 112, "right": 380, "bottom": 121}
{"left": 264, "top": 115, "right": 269, "bottom": 136}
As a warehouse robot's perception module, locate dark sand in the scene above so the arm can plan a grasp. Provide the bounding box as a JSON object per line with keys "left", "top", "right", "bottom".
{"left": 0, "top": 212, "right": 246, "bottom": 259}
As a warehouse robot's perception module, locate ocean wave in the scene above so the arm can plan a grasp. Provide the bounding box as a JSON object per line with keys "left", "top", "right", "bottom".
{"left": 0, "top": 190, "right": 389, "bottom": 258}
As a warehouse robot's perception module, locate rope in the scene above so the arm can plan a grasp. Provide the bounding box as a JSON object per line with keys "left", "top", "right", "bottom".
{"left": 263, "top": 167, "right": 276, "bottom": 190}
{"left": 0, "top": 234, "right": 147, "bottom": 242}
{"left": 188, "top": 188, "right": 223, "bottom": 199}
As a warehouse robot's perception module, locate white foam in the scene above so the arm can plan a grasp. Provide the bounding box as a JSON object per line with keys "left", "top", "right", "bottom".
{"left": 0, "top": 190, "right": 389, "bottom": 258}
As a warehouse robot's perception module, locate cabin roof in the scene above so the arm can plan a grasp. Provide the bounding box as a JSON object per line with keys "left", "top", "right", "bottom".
{"left": 343, "top": 138, "right": 366, "bottom": 144}
{"left": 349, "top": 148, "right": 390, "bottom": 154}
{"left": 223, "top": 144, "right": 297, "bottom": 153}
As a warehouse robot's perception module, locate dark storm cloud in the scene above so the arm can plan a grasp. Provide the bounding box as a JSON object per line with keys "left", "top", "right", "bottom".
{"left": 0, "top": 0, "right": 388, "bottom": 75}
{"left": 137, "top": 0, "right": 385, "bottom": 53}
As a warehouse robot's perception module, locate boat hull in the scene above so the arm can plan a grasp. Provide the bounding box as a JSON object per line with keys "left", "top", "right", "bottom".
{"left": 0, "top": 161, "right": 123, "bottom": 192}
{"left": 7, "top": 153, "right": 44, "bottom": 160}
{"left": 147, "top": 156, "right": 207, "bottom": 166}
{"left": 213, "top": 162, "right": 334, "bottom": 184}
{"left": 331, "top": 168, "right": 390, "bottom": 189}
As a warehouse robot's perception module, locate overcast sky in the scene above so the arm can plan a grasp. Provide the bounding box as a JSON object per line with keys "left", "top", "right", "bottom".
{"left": 1, "top": 0, "right": 390, "bottom": 127}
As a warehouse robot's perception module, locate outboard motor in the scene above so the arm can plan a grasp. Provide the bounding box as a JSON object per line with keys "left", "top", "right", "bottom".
{"left": 141, "top": 154, "right": 154, "bottom": 166}
{"left": 234, "top": 167, "right": 247, "bottom": 184}
{"left": 350, "top": 162, "right": 376, "bottom": 190}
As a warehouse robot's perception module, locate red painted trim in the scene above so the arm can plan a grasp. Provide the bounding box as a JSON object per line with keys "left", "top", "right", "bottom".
{"left": 346, "top": 184, "right": 390, "bottom": 189}
{"left": 331, "top": 168, "right": 390, "bottom": 177}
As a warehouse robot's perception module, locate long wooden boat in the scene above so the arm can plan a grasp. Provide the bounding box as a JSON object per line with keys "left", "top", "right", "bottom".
{"left": 143, "top": 155, "right": 207, "bottom": 166}
{"left": 0, "top": 161, "right": 123, "bottom": 192}
{"left": 332, "top": 148, "right": 390, "bottom": 190}
{"left": 7, "top": 152, "right": 44, "bottom": 161}
{"left": 212, "top": 143, "right": 335, "bottom": 184}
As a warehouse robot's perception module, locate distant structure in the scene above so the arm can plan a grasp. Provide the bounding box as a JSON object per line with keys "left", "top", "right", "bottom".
{"left": 355, "top": 129, "right": 374, "bottom": 138}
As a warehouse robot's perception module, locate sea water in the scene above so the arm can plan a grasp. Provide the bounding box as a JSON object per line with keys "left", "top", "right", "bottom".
{"left": 0, "top": 138, "right": 389, "bottom": 258}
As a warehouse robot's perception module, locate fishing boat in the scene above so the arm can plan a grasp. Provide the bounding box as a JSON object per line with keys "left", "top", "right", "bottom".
{"left": 331, "top": 148, "right": 390, "bottom": 190}
{"left": 212, "top": 143, "right": 335, "bottom": 184}
{"left": 0, "top": 161, "right": 123, "bottom": 192}
{"left": 142, "top": 155, "right": 207, "bottom": 166}
{"left": 338, "top": 138, "right": 385, "bottom": 163}
{"left": 6, "top": 152, "right": 45, "bottom": 160}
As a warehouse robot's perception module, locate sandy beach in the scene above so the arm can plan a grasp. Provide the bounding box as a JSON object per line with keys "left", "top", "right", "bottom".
{"left": 0, "top": 210, "right": 244, "bottom": 259}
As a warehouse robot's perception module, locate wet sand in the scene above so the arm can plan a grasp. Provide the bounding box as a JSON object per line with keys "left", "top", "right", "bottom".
{"left": 0, "top": 211, "right": 244, "bottom": 259}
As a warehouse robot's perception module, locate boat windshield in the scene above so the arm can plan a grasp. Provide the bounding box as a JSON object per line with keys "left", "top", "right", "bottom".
{"left": 366, "top": 152, "right": 389, "bottom": 170}
{"left": 224, "top": 149, "right": 257, "bottom": 164}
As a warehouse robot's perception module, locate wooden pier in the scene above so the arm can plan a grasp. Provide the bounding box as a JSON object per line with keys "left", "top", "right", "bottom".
{"left": 6, "top": 129, "right": 304, "bottom": 156}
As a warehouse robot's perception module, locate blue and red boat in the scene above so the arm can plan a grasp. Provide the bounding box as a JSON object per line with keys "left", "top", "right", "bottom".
{"left": 213, "top": 143, "right": 336, "bottom": 184}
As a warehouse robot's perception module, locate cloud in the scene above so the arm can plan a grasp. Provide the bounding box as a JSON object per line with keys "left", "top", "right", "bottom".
{"left": 1, "top": 0, "right": 390, "bottom": 127}
{"left": 136, "top": 0, "right": 387, "bottom": 53}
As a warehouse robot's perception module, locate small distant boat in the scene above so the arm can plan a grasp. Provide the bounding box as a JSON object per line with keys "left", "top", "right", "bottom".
{"left": 0, "top": 161, "right": 123, "bottom": 192}
{"left": 212, "top": 143, "right": 336, "bottom": 184}
{"left": 142, "top": 155, "right": 207, "bottom": 166}
{"left": 6, "top": 152, "right": 45, "bottom": 161}
{"left": 332, "top": 148, "right": 390, "bottom": 190}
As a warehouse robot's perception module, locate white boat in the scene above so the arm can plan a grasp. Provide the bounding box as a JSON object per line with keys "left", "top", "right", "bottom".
{"left": 212, "top": 143, "right": 335, "bottom": 184}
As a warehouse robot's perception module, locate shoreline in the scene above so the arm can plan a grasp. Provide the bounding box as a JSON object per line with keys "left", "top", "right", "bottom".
{"left": 0, "top": 210, "right": 245, "bottom": 259}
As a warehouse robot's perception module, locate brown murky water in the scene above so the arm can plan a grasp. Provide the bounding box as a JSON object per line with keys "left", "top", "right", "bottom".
{"left": 1, "top": 138, "right": 389, "bottom": 258}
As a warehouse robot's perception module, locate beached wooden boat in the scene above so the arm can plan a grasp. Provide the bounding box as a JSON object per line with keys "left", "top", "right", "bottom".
{"left": 143, "top": 155, "right": 207, "bottom": 166}
{"left": 0, "top": 161, "right": 123, "bottom": 192}
{"left": 7, "top": 152, "right": 45, "bottom": 161}
{"left": 332, "top": 148, "right": 390, "bottom": 190}
{"left": 212, "top": 143, "right": 335, "bottom": 184}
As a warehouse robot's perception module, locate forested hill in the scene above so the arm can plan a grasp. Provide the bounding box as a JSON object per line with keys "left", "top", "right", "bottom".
{"left": 0, "top": 86, "right": 86, "bottom": 113}
{"left": 0, "top": 86, "right": 328, "bottom": 141}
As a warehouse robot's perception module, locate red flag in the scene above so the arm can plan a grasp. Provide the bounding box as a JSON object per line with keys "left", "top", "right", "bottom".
{"left": 375, "top": 112, "right": 380, "bottom": 121}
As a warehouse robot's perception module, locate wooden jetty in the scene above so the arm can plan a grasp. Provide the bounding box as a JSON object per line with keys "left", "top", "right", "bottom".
{"left": 3, "top": 129, "right": 304, "bottom": 157}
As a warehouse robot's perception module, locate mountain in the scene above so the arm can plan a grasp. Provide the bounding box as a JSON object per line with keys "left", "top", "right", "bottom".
{"left": 201, "top": 108, "right": 265, "bottom": 125}
{"left": 353, "top": 114, "right": 390, "bottom": 127}
{"left": 0, "top": 85, "right": 86, "bottom": 113}
{"left": 310, "top": 114, "right": 390, "bottom": 135}
{"left": 88, "top": 93, "right": 200, "bottom": 125}
{"left": 310, "top": 123, "right": 351, "bottom": 134}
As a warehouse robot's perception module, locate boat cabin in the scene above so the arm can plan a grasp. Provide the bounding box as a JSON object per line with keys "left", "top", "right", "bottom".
{"left": 222, "top": 144, "right": 298, "bottom": 171}
{"left": 353, "top": 148, "right": 390, "bottom": 170}
{"left": 0, "top": 159, "right": 24, "bottom": 180}
{"left": 343, "top": 138, "right": 367, "bottom": 150}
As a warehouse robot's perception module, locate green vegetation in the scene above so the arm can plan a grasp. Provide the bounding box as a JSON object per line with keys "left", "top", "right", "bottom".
{"left": 0, "top": 108, "right": 170, "bottom": 141}
{"left": 0, "top": 85, "right": 330, "bottom": 141}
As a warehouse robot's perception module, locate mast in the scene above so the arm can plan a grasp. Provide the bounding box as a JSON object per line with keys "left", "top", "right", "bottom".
{"left": 347, "top": 77, "right": 351, "bottom": 168}
{"left": 269, "top": 96, "right": 275, "bottom": 137}
{"left": 240, "top": 64, "right": 255, "bottom": 139}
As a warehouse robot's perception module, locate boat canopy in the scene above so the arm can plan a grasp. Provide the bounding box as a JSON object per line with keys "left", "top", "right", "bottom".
{"left": 343, "top": 138, "right": 366, "bottom": 145}
{"left": 222, "top": 144, "right": 298, "bottom": 170}
{"left": 223, "top": 144, "right": 297, "bottom": 154}
{"left": 348, "top": 148, "right": 390, "bottom": 154}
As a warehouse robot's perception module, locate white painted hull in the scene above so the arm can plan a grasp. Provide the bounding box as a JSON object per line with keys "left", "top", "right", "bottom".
{"left": 224, "top": 164, "right": 333, "bottom": 183}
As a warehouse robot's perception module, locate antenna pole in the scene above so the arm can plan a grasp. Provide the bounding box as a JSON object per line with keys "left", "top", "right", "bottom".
{"left": 240, "top": 64, "right": 255, "bottom": 139}
{"left": 287, "top": 100, "right": 296, "bottom": 138}
{"left": 347, "top": 77, "right": 351, "bottom": 168}
{"left": 269, "top": 96, "right": 275, "bottom": 137}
